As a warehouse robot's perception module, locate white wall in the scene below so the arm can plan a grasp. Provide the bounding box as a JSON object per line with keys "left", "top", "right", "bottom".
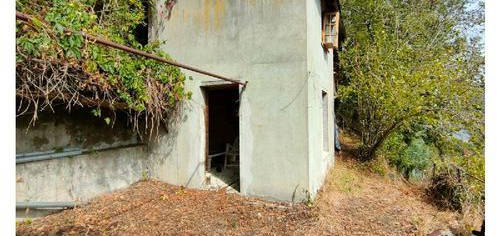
{"left": 306, "top": 0, "right": 335, "bottom": 196}
{"left": 151, "top": 0, "right": 312, "bottom": 201}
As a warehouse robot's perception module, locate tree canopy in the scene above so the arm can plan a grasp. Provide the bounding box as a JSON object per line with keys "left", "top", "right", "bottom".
{"left": 337, "top": 0, "right": 484, "bottom": 208}
{"left": 337, "top": 0, "right": 484, "bottom": 160}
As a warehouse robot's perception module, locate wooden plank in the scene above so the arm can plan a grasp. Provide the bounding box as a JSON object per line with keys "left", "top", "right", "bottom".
{"left": 335, "top": 11, "right": 340, "bottom": 48}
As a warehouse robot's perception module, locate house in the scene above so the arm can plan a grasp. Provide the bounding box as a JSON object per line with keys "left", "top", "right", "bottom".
{"left": 16, "top": 0, "right": 342, "bottom": 212}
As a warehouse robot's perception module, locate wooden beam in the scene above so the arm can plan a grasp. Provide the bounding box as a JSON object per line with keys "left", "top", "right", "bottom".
{"left": 334, "top": 11, "right": 340, "bottom": 49}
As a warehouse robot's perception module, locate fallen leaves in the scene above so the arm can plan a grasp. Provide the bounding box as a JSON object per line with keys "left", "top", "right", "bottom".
{"left": 16, "top": 153, "right": 478, "bottom": 235}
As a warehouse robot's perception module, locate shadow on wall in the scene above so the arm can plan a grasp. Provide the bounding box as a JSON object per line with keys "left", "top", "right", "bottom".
{"left": 145, "top": 99, "right": 192, "bottom": 183}
{"left": 16, "top": 105, "right": 139, "bottom": 154}
{"left": 15, "top": 100, "right": 187, "bottom": 205}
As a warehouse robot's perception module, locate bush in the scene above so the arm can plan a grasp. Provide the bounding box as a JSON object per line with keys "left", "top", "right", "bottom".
{"left": 427, "top": 172, "right": 465, "bottom": 211}
{"left": 381, "top": 133, "right": 433, "bottom": 180}
{"left": 397, "top": 138, "right": 432, "bottom": 179}
{"left": 428, "top": 154, "right": 485, "bottom": 212}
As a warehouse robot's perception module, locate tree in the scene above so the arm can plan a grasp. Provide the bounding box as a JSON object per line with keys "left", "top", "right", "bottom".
{"left": 337, "top": 0, "right": 484, "bottom": 161}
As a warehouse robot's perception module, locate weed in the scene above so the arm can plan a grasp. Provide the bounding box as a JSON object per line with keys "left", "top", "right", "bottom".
{"left": 335, "top": 170, "right": 361, "bottom": 193}
{"left": 410, "top": 216, "right": 423, "bottom": 229}
{"left": 302, "top": 190, "right": 314, "bottom": 208}
{"left": 54, "top": 147, "right": 64, "bottom": 153}
{"left": 291, "top": 185, "right": 299, "bottom": 203}
{"left": 24, "top": 218, "right": 32, "bottom": 225}
{"left": 230, "top": 218, "right": 238, "bottom": 228}
{"left": 359, "top": 157, "right": 389, "bottom": 177}
{"left": 175, "top": 187, "right": 186, "bottom": 195}
{"left": 141, "top": 170, "right": 150, "bottom": 180}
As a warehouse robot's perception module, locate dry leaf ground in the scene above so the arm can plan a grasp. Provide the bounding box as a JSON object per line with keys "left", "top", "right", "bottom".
{"left": 17, "top": 152, "right": 480, "bottom": 235}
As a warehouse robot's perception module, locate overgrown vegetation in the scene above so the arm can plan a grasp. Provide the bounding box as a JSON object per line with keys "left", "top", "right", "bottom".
{"left": 337, "top": 0, "right": 484, "bottom": 212}
{"left": 383, "top": 132, "right": 433, "bottom": 180}
{"left": 16, "top": 0, "right": 191, "bottom": 137}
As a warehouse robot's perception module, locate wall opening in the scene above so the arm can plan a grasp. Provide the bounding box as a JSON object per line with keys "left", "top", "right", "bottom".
{"left": 134, "top": 0, "right": 150, "bottom": 46}
{"left": 203, "top": 85, "right": 240, "bottom": 192}
{"left": 322, "top": 91, "right": 329, "bottom": 151}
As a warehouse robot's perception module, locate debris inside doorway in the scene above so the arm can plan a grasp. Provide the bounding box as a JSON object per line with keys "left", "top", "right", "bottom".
{"left": 204, "top": 85, "right": 240, "bottom": 192}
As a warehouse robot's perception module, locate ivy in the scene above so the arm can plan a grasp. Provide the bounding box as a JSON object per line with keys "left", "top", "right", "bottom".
{"left": 16, "top": 0, "right": 191, "bottom": 136}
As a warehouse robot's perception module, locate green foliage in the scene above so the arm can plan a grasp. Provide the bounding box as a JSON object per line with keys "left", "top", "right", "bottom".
{"left": 337, "top": 0, "right": 484, "bottom": 161}
{"left": 337, "top": 0, "right": 484, "bottom": 210}
{"left": 141, "top": 169, "right": 150, "bottom": 180}
{"left": 393, "top": 138, "right": 432, "bottom": 178}
{"left": 357, "top": 156, "right": 389, "bottom": 177}
{"left": 23, "top": 218, "right": 32, "bottom": 225}
{"left": 381, "top": 130, "right": 435, "bottom": 180}
{"left": 16, "top": 0, "right": 191, "bottom": 134}
{"left": 432, "top": 142, "right": 485, "bottom": 208}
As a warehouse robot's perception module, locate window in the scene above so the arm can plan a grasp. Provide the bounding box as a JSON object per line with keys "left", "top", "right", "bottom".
{"left": 322, "top": 91, "right": 329, "bottom": 151}
{"left": 321, "top": 0, "right": 340, "bottom": 49}
{"left": 322, "top": 13, "right": 337, "bottom": 49}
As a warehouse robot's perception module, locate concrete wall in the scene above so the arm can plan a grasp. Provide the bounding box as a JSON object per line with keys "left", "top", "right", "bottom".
{"left": 306, "top": 0, "right": 335, "bottom": 196}
{"left": 16, "top": 109, "right": 195, "bottom": 206}
{"left": 16, "top": 145, "right": 149, "bottom": 202}
{"left": 151, "top": 0, "right": 311, "bottom": 201}
{"left": 150, "top": 0, "right": 334, "bottom": 201}
{"left": 16, "top": 109, "right": 138, "bottom": 153}
{"left": 16, "top": 109, "right": 152, "bottom": 203}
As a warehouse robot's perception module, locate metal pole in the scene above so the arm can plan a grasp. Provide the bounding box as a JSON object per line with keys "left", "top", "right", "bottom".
{"left": 16, "top": 143, "right": 145, "bottom": 164}
{"left": 16, "top": 202, "right": 80, "bottom": 209}
{"left": 16, "top": 11, "right": 247, "bottom": 86}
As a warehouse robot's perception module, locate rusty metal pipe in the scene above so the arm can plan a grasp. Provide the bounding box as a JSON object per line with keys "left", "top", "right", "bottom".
{"left": 16, "top": 11, "right": 246, "bottom": 86}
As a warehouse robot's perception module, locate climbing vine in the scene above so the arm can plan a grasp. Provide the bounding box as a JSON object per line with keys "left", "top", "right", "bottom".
{"left": 16, "top": 0, "right": 191, "bottom": 137}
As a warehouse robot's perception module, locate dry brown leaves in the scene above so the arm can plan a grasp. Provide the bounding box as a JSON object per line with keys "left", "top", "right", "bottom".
{"left": 17, "top": 180, "right": 315, "bottom": 235}
{"left": 303, "top": 153, "right": 465, "bottom": 236}
{"left": 17, "top": 153, "right": 480, "bottom": 235}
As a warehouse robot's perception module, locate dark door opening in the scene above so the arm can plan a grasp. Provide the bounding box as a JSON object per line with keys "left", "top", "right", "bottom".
{"left": 203, "top": 85, "right": 240, "bottom": 191}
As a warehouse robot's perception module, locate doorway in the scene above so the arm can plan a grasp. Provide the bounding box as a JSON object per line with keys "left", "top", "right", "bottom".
{"left": 203, "top": 85, "right": 240, "bottom": 192}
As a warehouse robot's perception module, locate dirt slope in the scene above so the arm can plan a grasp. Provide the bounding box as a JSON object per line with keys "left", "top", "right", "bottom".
{"left": 17, "top": 156, "right": 472, "bottom": 235}
{"left": 303, "top": 155, "right": 464, "bottom": 235}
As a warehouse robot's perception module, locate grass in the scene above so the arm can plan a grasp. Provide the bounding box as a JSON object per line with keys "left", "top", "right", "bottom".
{"left": 333, "top": 166, "right": 362, "bottom": 194}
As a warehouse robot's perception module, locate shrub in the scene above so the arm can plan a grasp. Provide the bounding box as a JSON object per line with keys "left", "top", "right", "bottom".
{"left": 397, "top": 138, "right": 432, "bottom": 178}
{"left": 427, "top": 153, "right": 485, "bottom": 212}
{"left": 427, "top": 171, "right": 465, "bottom": 211}
{"left": 381, "top": 132, "right": 433, "bottom": 179}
